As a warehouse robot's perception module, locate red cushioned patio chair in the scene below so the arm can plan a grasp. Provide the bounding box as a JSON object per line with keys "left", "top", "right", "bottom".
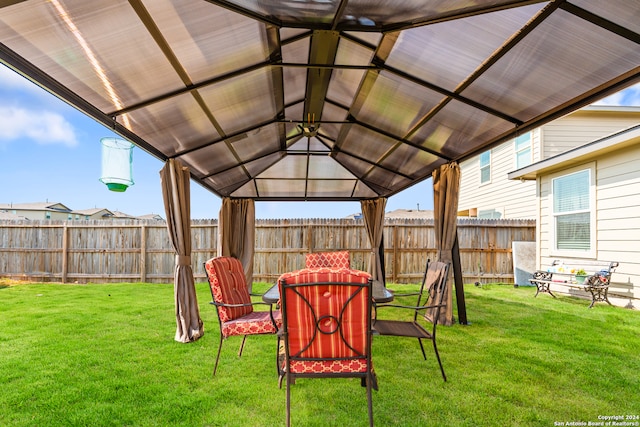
{"left": 373, "top": 259, "right": 450, "bottom": 381}
{"left": 204, "top": 256, "right": 282, "bottom": 376}
{"left": 304, "top": 250, "right": 350, "bottom": 269}
{"left": 279, "top": 267, "right": 376, "bottom": 427}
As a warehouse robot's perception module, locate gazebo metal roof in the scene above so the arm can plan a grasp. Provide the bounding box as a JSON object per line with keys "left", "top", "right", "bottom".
{"left": 1, "top": 0, "right": 639, "bottom": 201}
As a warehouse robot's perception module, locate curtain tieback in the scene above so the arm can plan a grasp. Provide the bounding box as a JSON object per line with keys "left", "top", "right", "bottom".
{"left": 176, "top": 255, "right": 191, "bottom": 266}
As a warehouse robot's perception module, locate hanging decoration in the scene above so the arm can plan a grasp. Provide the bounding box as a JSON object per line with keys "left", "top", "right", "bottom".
{"left": 99, "top": 137, "right": 134, "bottom": 192}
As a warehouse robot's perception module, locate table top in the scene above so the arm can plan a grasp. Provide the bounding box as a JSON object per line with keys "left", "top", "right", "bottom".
{"left": 262, "top": 281, "right": 394, "bottom": 304}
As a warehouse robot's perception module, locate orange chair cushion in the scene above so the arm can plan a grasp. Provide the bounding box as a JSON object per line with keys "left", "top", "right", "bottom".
{"left": 279, "top": 268, "right": 371, "bottom": 372}
{"left": 205, "top": 257, "right": 253, "bottom": 322}
{"left": 222, "top": 310, "right": 282, "bottom": 338}
{"left": 305, "top": 251, "right": 350, "bottom": 269}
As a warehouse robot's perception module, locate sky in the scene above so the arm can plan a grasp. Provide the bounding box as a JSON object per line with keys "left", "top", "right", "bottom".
{"left": 1, "top": 64, "right": 639, "bottom": 219}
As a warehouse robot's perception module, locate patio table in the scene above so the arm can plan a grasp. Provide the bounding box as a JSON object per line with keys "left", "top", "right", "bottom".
{"left": 262, "top": 280, "right": 394, "bottom": 304}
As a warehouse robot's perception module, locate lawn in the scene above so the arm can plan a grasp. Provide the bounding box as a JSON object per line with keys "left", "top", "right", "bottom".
{"left": 1, "top": 281, "right": 639, "bottom": 426}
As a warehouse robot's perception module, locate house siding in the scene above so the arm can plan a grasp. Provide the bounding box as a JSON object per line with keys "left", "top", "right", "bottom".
{"left": 541, "top": 109, "right": 640, "bottom": 158}
{"left": 536, "top": 144, "right": 640, "bottom": 308}
{"left": 9, "top": 209, "right": 71, "bottom": 220}
{"left": 459, "top": 107, "right": 640, "bottom": 221}
{"left": 459, "top": 141, "right": 537, "bottom": 219}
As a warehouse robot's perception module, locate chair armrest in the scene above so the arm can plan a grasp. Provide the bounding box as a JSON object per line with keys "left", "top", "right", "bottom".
{"left": 375, "top": 303, "right": 445, "bottom": 311}
{"left": 210, "top": 300, "right": 273, "bottom": 309}
{"left": 373, "top": 302, "right": 444, "bottom": 321}
{"left": 389, "top": 291, "right": 421, "bottom": 298}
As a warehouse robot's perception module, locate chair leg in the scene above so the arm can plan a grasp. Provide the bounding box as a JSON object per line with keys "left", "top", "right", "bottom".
{"left": 286, "top": 374, "right": 292, "bottom": 427}
{"left": 238, "top": 335, "right": 247, "bottom": 357}
{"left": 366, "top": 372, "right": 374, "bottom": 427}
{"left": 432, "top": 339, "right": 447, "bottom": 382}
{"left": 417, "top": 338, "right": 427, "bottom": 360}
{"left": 276, "top": 336, "right": 280, "bottom": 378}
{"left": 213, "top": 334, "right": 224, "bottom": 376}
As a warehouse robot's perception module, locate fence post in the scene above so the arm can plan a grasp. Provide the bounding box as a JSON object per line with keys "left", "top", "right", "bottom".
{"left": 140, "top": 224, "right": 147, "bottom": 282}
{"left": 392, "top": 223, "right": 398, "bottom": 283}
{"left": 61, "top": 223, "right": 68, "bottom": 283}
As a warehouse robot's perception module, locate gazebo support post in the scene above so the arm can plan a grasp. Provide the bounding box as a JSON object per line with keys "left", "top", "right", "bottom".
{"left": 452, "top": 235, "right": 467, "bottom": 325}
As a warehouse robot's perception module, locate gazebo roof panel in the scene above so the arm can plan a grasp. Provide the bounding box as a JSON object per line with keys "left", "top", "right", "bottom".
{"left": 1, "top": 0, "right": 638, "bottom": 201}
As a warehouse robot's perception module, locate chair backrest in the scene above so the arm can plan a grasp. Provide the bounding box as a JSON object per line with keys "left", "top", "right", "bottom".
{"left": 417, "top": 261, "right": 450, "bottom": 325}
{"left": 204, "top": 256, "right": 253, "bottom": 322}
{"left": 279, "top": 268, "right": 372, "bottom": 362}
{"left": 305, "top": 250, "right": 350, "bottom": 269}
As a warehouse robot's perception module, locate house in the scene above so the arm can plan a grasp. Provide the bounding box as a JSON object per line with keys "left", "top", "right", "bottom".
{"left": 0, "top": 202, "right": 75, "bottom": 220}
{"left": 73, "top": 208, "right": 116, "bottom": 220}
{"left": 345, "top": 209, "right": 434, "bottom": 220}
{"left": 508, "top": 123, "right": 640, "bottom": 309}
{"left": 136, "top": 213, "right": 164, "bottom": 221}
{"left": 384, "top": 209, "right": 434, "bottom": 220}
{"left": 457, "top": 106, "right": 640, "bottom": 220}
{"left": 0, "top": 211, "right": 27, "bottom": 220}
{"left": 0, "top": 202, "right": 131, "bottom": 221}
{"left": 111, "top": 210, "right": 137, "bottom": 219}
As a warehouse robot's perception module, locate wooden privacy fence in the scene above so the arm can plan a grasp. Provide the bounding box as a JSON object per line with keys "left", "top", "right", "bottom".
{"left": 0, "top": 218, "right": 535, "bottom": 284}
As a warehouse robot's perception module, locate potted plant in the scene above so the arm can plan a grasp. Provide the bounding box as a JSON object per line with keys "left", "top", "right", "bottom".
{"left": 575, "top": 269, "right": 588, "bottom": 284}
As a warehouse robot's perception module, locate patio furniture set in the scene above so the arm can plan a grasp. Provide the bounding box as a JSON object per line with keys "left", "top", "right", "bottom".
{"left": 204, "top": 251, "right": 450, "bottom": 426}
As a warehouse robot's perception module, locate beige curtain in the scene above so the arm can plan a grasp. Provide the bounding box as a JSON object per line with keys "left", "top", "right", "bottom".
{"left": 433, "top": 162, "right": 460, "bottom": 326}
{"left": 160, "top": 159, "right": 204, "bottom": 343}
{"left": 361, "top": 198, "right": 387, "bottom": 296}
{"left": 217, "top": 197, "right": 256, "bottom": 292}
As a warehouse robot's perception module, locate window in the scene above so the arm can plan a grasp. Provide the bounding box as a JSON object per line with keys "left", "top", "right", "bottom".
{"left": 514, "top": 133, "right": 531, "bottom": 169}
{"left": 551, "top": 168, "right": 594, "bottom": 254}
{"left": 45, "top": 212, "right": 51, "bottom": 219}
{"left": 478, "top": 209, "right": 502, "bottom": 219}
{"left": 479, "top": 150, "right": 491, "bottom": 184}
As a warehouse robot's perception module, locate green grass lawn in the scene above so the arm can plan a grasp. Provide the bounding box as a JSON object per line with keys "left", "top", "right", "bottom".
{"left": 1, "top": 281, "right": 639, "bottom": 426}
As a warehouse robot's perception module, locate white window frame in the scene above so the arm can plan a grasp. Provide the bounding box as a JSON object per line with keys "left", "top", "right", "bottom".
{"left": 479, "top": 150, "right": 491, "bottom": 185}
{"left": 514, "top": 132, "right": 532, "bottom": 169}
{"left": 478, "top": 208, "right": 503, "bottom": 219}
{"left": 549, "top": 163, "right": 596, "bottom": 258}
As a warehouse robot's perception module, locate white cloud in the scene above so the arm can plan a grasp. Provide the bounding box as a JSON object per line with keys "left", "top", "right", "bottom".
{"left": 0, "top": 64, "right": 47, "bottom": 94}
{"left": 592, "top": 83, "right": 640, "bottom": 106}
{"left": 0, "top": 106, "right": 78, "bottom": 147}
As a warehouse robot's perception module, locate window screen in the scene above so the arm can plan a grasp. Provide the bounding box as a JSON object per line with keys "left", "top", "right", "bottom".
{"left": 514, "top": 133, "right": 531, "bottom": 169}
{"left": 552, "top": 169, "right": 590, "bottom": 250}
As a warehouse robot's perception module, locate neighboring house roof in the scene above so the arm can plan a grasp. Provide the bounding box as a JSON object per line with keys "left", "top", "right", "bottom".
{"left": 0, "top": 202, "right": 71, "bottom": 212}
{"left": 385, "top": 209, "right": 434, "bottom": 219}
{"left": 73, "top": 208, "right": 114, "bottom": 218}
{"left": 112, "top": 210, "right": 137, "bottom": 218}
{"left": 137, "top": 214, "right": 164, "bottom": 220}
{"left": 346, "top": 209, "right": 434, "bottom": 220}
{"left": 508, "top": 123, "right": 640, "bottom": 181}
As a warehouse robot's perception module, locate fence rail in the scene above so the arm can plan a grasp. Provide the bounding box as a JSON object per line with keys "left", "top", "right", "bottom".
{"left": 0, "top": 218, "right": 535, "bottom": 284}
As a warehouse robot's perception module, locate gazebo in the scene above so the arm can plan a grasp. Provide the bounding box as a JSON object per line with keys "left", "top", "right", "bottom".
{"left": 2, "top": 1, "right": 639, "bottom": 341}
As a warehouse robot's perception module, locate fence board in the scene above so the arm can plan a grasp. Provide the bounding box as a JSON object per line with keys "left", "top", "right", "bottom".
{"left": 0, "top": 218, "right": 534, "bottom": 284}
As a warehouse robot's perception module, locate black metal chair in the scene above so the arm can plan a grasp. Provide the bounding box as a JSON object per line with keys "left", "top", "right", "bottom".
{"left": 373, "top": 259, "right": 450, "bottom": 381}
